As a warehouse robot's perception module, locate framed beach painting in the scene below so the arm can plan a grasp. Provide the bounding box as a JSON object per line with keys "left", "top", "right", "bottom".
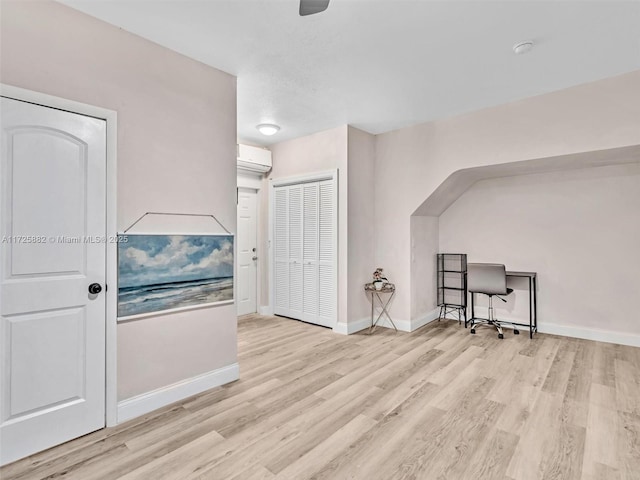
{"left": 117, "top": 234, "right": 234, "bottom": 319}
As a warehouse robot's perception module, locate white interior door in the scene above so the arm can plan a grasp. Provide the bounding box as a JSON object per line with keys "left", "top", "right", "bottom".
{"left": 0, "top": 97, "right": 107, "bottom": 465}
{"left": 237, "top": 187, "right": 258, "bottom": 316}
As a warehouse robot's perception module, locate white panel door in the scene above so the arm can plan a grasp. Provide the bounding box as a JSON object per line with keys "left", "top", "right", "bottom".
{"left": 0, "top": 97, "right": 106, "bottom": 465}
{"left": 237, "top": 188, "right": 257, "bottom": 316}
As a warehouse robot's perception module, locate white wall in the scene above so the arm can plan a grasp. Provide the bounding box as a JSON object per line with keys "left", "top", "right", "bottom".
{"left": 263, "top": 72, "right": 640, "bottom": 338}
{"left": 347, "top": 127, "right": 376, "bottom": 323}
{"left": 263, "top": 126, "right": 349, "bottom": 323}
{"left": 410, "top": 216, "right": 439, "bottom": 321}
{"left": 375, "top": 71, "right": 640, "bottom": 324}
{"left": 1, "top": 1, "right": 238, "bottom": 401}
{"left": 438, "top": 163, "right": 640, "bottom": 343}
{"left": 263, "top": 126, "right": 376, "bottom": 328}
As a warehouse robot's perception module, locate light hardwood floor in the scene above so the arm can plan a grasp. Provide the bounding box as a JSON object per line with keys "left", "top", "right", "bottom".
{"left": 2, "top": 315, "right": 639, "bottom": 480}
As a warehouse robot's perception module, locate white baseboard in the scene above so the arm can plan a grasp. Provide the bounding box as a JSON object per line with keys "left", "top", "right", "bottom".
{"left": 334, "top": 308, "right": 441, "bottom": 335}
{"left": 259, "top": 306, "right": 272, "bottom": 316}
{"left": 376, "top": 308, "right": 441, "bottom": 332}
{"left": 539, "top": 323, "right": 640, "bottom": 348}
{"left": 470, "top": 306, "right": 640, "bottom": 348}
{"left": 332, "top": 321, "right": 348, "bottom": 335}
{"left": 117, "top": 363, "right": 240, "bottom": 424}
{"left": 333, "top": 317, "right": 371, "bottom": 335}
{"left": 410, "top": 308, "right": 441, "bottom": 331}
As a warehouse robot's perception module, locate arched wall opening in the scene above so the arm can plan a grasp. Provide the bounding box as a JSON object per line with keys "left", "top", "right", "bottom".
{"left": 410, "top": 145, "right": 640, "bottom": 346}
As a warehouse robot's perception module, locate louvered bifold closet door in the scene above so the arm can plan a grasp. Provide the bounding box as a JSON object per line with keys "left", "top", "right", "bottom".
{"left": 288, "top": 185, "right": 304, "bottom": 318}
{"left": 274, "top": 187, "right": 289, "bottom": 316}
{"left": 317, "top": 180, "right": 336, "bottom": 327}
{"left": 302, "top": 183, "right": 319, "bottom": 323}
{"left": 273, "top": 177, "right": 335, "bottom": 327}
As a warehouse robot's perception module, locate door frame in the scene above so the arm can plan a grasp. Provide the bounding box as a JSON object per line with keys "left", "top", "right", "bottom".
{"left": 1, "top": 84, "right": 119, "bottom": 427}
{"left": 268, "top": 169, "right": 338, "bottom": 323}
{"left": 237, "top": 171, "right": 263, "bottom": 316}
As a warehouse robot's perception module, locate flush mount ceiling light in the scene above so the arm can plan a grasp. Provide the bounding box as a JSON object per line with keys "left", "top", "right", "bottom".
{"left": 256, "top": 123, "right": 280, "bottom": 136}
{"left": 513, "top": 41, "right": 534, "bottom": 55}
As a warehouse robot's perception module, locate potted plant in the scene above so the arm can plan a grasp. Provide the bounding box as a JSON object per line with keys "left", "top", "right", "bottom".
{"left": 372, "top": 268, "right": 388, "bottom": 290}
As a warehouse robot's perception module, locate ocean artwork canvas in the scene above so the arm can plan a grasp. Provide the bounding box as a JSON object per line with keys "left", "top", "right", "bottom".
{"left": 117, "top": 234, "right": 234, "bottom": 318}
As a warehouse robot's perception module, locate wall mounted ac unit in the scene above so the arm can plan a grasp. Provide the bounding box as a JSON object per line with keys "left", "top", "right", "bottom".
{"left": 237, "top": 144, "right": 272, "bottom": 174}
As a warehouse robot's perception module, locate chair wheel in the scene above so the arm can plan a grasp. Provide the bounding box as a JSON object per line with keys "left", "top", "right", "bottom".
{"left": 514, "top": 329, "right": 520, "bottom": 335}
{"left": 498, "top": 333, "right": 504, "bottom": 339}
{"left": 470, "top": 328, "right": 476, "bottom": 334}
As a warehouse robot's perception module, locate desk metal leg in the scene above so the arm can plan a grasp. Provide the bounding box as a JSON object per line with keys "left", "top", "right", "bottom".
{"left": 470, "top": 292, "right": 475, "bottom": 328}
{"left": 528, "top": 277, "right": 532, "bottom": 339}
{"left": 533, "top": 276, "right": 537, "bottom": 336}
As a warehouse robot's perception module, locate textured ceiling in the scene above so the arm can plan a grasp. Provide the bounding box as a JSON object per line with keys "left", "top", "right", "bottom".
{"left": 60, "top": 0, "right": 640, "bottom": 146}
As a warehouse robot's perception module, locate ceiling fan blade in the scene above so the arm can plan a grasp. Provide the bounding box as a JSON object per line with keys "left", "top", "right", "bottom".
{"left": 299, "top": 0, "right": 330, "bottom": 16}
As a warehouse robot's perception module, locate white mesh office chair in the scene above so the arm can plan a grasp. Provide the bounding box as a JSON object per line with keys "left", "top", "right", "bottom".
{"left": 467, "top": 263, "right": 517, "bottom": 339}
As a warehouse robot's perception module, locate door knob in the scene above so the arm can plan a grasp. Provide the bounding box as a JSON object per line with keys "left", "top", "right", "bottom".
{"left": 88, "top": 283, "right": 102, "bottom": 295}
{"left": 252, "top": 256, "right": 258, "bottom": 261}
